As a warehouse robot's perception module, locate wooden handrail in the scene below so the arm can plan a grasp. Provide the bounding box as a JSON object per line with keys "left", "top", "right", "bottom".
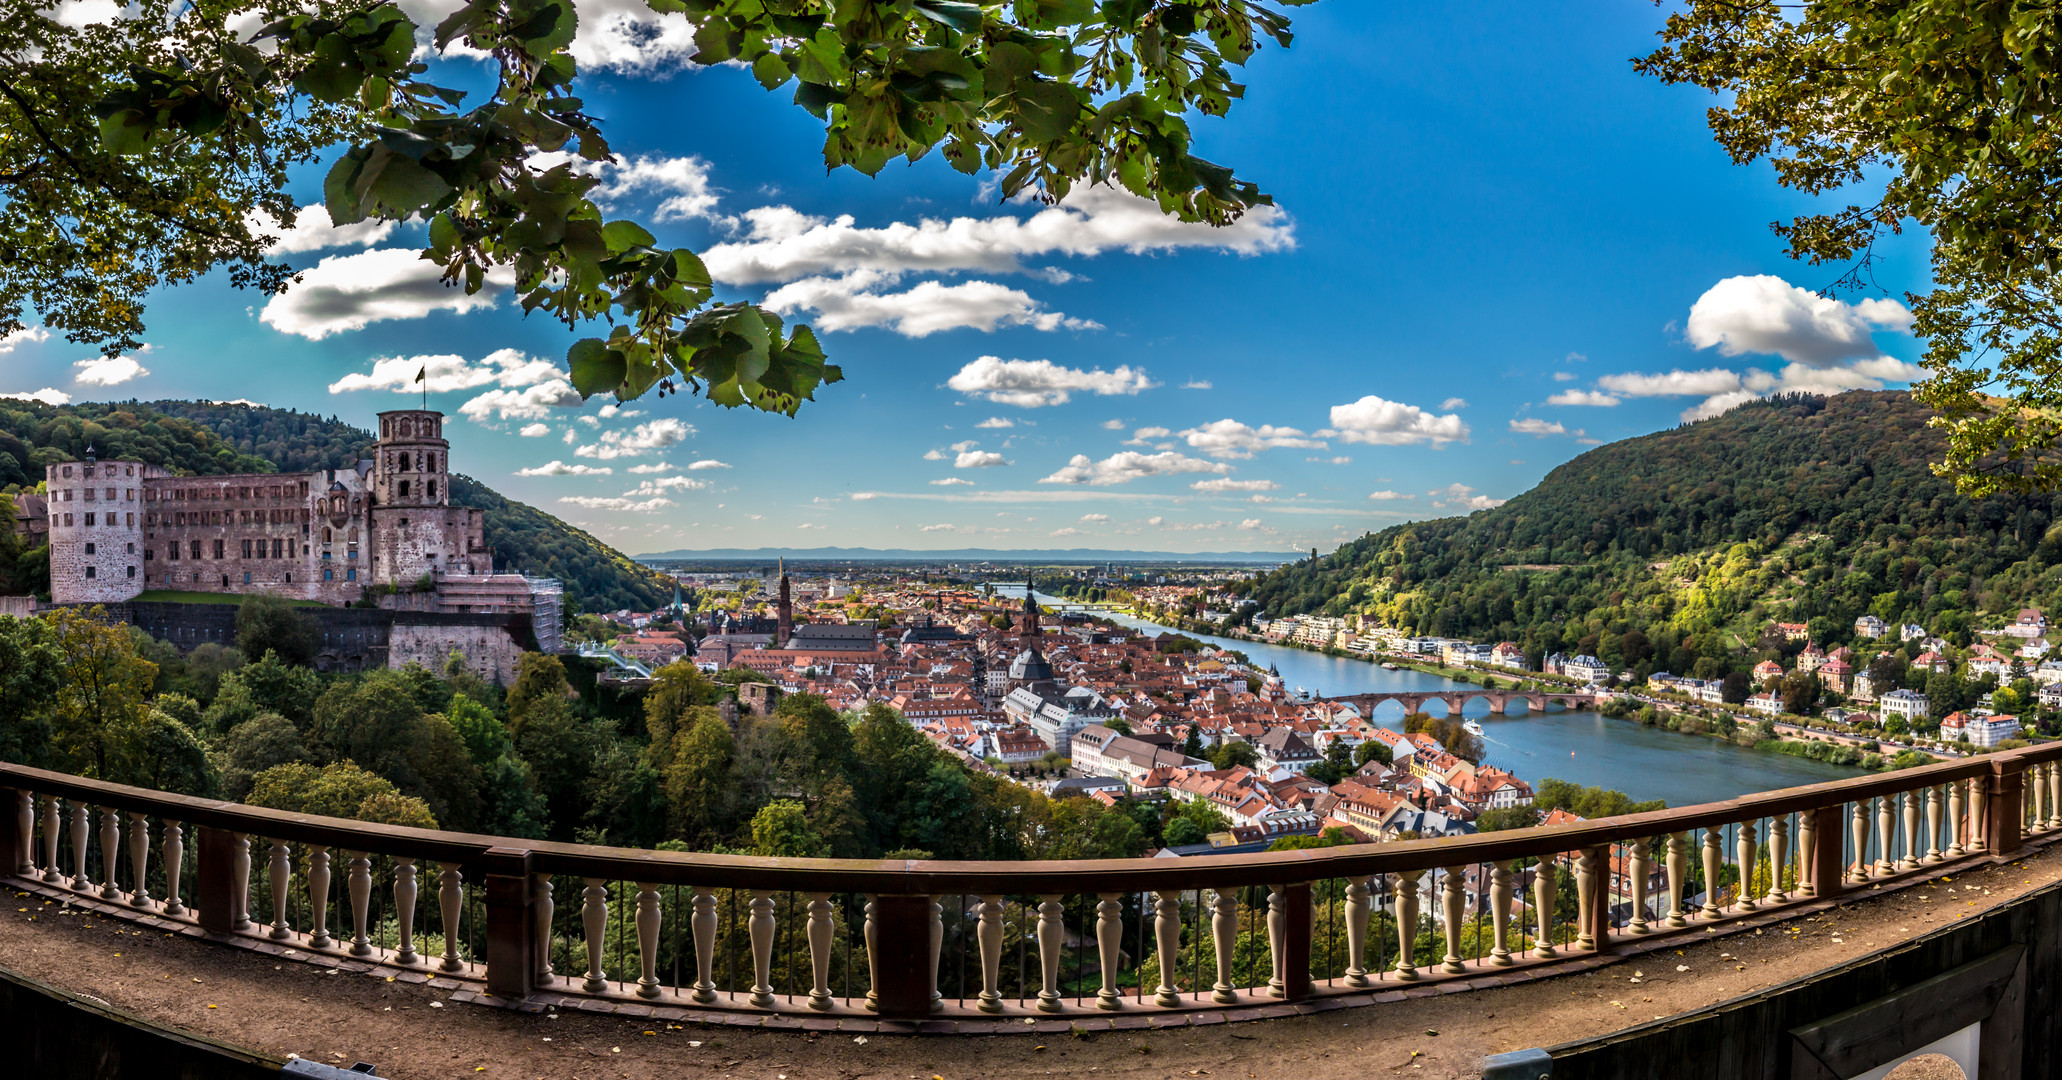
{"left": 4, "top": 742, "right": 2055, "bottom": 893}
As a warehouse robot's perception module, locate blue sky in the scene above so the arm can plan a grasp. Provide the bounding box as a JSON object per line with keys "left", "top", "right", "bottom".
{"left": 2, "top": 2, "right": 1932, "bottom": 556}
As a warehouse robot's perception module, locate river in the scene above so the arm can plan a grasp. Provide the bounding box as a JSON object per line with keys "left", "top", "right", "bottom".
{"left": 999, "top": 588, "right": 1860, "bottom": 808}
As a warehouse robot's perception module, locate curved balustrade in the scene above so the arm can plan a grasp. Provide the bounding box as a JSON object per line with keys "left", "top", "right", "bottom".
{"left": 4, "top": 747, "right": 2062, "bottom": 1023}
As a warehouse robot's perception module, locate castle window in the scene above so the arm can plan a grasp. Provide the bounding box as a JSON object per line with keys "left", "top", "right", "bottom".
{"left": 427, "top": 481, "right": 436, "bottom": 499}
{"left": 143, "top": 549, "right": 152, "bottom": 561}
{"left": 61, "top": 466, "right": 71, "bottom": 477}
{"left": 125, "top": 542, "right": 132, "bottom": 553}
{"left": 189, "top": 541, "right": 201, "bottom": 559}
{"left": 83, "top": 487, "right": 94, "bottom": 502}
{"left": 346, "top": 568, "right": 357, "bottom": 582}
{"left": 241, "top": 539, "right": 252, "bottom": 558}
{"left": 84, "top": 567, "right": 95, "bottom": 579}
{"left": 84, "top": 513, "right": 95, "bottom": 526}
{"left": 84, "top": 542, "right": 95, "bottom": 555}
{"left": 399, "top": 481, "right": 410, "bottom": 497}
{"left": 272, "top": 538, "right": 284, "bottom": 558}
{"left": 105, "top": 488, "right": 114, "bottom": 500}
{"left": 166, "top": 545, "right": 176, "bottom": 561}
{"left": 243, "top": 573, "right": 251, "bottom": 584}
{"left": 285, "top": 573, "right": 291, "bottom": 583}
{"left": 126, "top": 566, "right": 135, "bottom": 579}
{"left": 323, "top": 527, "right": 332, "bottom": 543}
{"left": 324, "top": 569, "right": 333, "bottom": 581}
{"left": 213, "top": 539, "right": 224, "bottom": 559}
{"left": 125, "top": 513, "right": 134, "bottom": 526}
{"left": 125, "top": 489, "right": 133, "bottom": 500}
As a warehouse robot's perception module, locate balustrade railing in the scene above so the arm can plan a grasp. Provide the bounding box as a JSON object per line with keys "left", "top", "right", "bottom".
{"left": 4, "top": 747, "right": 2060, "bottom": 1021}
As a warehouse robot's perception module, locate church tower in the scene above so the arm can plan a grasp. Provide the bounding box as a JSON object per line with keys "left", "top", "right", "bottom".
{"left": 1020, "top": 581, "right": 1040, "bottom": 639}
{"left": 776, "top": 557, "right": 793, "bottom": 645}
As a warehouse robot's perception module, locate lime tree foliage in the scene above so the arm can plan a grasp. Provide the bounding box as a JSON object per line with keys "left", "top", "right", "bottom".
{"left": 6, "top": 0, "right": 1309, "bottom": 415}
{"left": 0, "top": 398, "right": 670, "bottom": 611}
{"left": 1636, "top": 2, "right": 2062, "bottom": 495}
{"left": 1247, "top": 391, "right": 2062, "bottom": 681}
{"left": 6, "top": 617, "right": 1155, "bottom": 859}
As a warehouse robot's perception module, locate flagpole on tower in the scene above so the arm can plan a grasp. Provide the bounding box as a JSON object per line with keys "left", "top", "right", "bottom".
{"left": 416, "top": 364, "right": 427, "bottom": 410}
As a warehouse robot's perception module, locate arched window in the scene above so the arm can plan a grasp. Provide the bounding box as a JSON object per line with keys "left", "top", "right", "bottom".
{"left": 323, "top": 527, "right": 333, "bottom": 543}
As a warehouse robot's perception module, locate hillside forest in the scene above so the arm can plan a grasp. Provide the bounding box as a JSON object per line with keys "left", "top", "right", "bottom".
{"left": 1246, "top": 393, "right": 2062, "bottom": 732}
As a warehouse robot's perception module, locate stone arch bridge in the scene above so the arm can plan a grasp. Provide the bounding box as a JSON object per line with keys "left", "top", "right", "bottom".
{"left": 1318, "top": 688, "right": 1601, "bottom": 717}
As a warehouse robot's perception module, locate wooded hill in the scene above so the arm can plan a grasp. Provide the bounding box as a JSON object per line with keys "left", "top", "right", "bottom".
{"left": 1246, "top": 392, "right": 2062, "bottom": 677}
{"left": 0, "top": 400, "right": 671, "bottom": 613}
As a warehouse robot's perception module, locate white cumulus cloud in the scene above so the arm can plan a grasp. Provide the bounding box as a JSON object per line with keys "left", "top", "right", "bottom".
{"left": 1178, "top": 419, "right": 1325, "bottom": 459}
{"left": 1080, "top": 513, "right": 1110, "bottom": 523}
{"left": 518, "top": 423, "right": 551, "bottom": 437}
{"left": 1510, "top": 418, "right": 1567, "bottom": 437}
{"left": 1191, "top": 478, "right": 1279, "bottom": 494}
{"left": 331, "top": 348, "right": 561, "bottom": 395}
{"left": 262, "top": 248, "right": 514, "bottom": 339}
{"left": 73, "top": 355, "right": 148, "bottom": 387}
{"left": 1367, "top": 490, "right": 1409, "bottom": 501}
{"left": 1325, "top": 395, "right": 1469, "bottom": 446}
{"left": 955, "top": 450, "right": 1010, "bottom": 468}
{"left": 459, "top": 380, "right": 584, "bottom": 422}
{"left": 763, "top": 271, "right": 1098, "bottom": 336}
{"left": 590, "top": 154, "right": 723, "bottom": 223}
{"left": 947, "top": 356, "right": 1156, "bottom": 407}
{"left": 975, "top": 417, "right": 1015, "bottom": 429}
{"left": 517, "top": 460, "right": 612, "bottom": 476}
{"left": 1430, "top": 483, "right": 1506, "bottom": 511}
{"left": 248, "top": 205, "right": 398, "bottom": 256}
{"left": 1, "top": 388, "right": 70, "bottom": 405}
{"left": 573, "top": 417, "right": 692, "bottom": 459}
{"left": 1545, "top": 389, "right": 1619, "bottom": 407}
{"left": 558, "top": 495, "right": 673, "bottom": 513}
{"left": 1685, "top": 274, "right": 1913, "bottom": 367}
{"left": 686, "top": 459, "right": 732, "bottom": 471}
{"left": 0, "top": 326, "right": 49, "bottom": 354}
{"left": 930, "top": 478, "right": 975, "bottom": 486}
{"left": 1039, "top": 451, "right": 1233, "bottom": 486}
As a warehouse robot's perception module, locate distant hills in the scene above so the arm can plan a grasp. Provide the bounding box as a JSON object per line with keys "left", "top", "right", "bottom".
{"left": 637, "top": 545, "right": 1292, "bottom": 563}
{"left": 0, "top": 399, "right": 673, "bottom": 613}
{"left": 1246, "top": 391, "right": 2062, "bottom": 665}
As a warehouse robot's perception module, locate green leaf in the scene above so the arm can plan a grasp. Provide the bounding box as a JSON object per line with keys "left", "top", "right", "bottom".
{"left": 913, "top": 0, "right": 985, "bottom": 33}
{"left": 1014, "top": 81, "right": 1081, "bottom": 142}
{"left": 323, "top": 146, "right": 373, "bottom": 225}
{"left": 567, "top": 339, "right": 627, "bottom": 397}
{"left": 601, "top": 220, "right": 656, "bottom": 253}
{"left": 97, "top": 110, "right": 151, "bottom": 156}
{"left": 428, "top": 212, "right": 460, "bottom": 256}
{"left": 752, "top": 52, "right": 792, "bottom": 90}
{"left": 293, "top": 59, "right": 361, "bottom": 103}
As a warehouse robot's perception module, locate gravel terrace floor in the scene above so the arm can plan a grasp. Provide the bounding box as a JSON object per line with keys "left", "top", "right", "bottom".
{"left": 3, "top": 844, "right": 2056, "bottom": 1080}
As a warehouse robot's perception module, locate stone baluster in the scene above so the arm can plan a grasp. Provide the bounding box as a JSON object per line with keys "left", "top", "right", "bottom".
{"left": 1395, "top": 869, "right": 1425, "bottom": 976}
{"left": 307, "top": 847, "right": 331, "bottom": 949}
{"left": 1208, "top": 888, "right": 1239, "bottom": 1003}
{"left": 692, "top": 887, "right": 718, "bottom": 1004}
{"left": 809, "top": 893, "right": 837, "bottom": 1011}
{"left": 1152, "top": 891, "right": 1183, "bottom": 1006}
{"left": 1627, "top": 841, "right": 1650, "bottom": 934}
{"left": 1969, "top": 777, "right": 1988, "bottom": 853}
{"left": 2048, "top": 760, "right": 2061, "bottom": 830}
{"left": 14, "top": 792, "right": 34, "bottom": 876}
{"left": 1874, "top": 797, "right": 1895, "bottom": 876}
{"left": 347, "top": 853, "right": 373, "bottom": 957}
{"left": 1572, "top": 852, "right": 1598, "bottom": 950}
{"left": 747, "top": 890, "right": 776, "bottom": 1007}
{"left": 1848, "top": 801, "right": 1871, "bottom": 884}
{"left": 1701, "top": 828, "right": 1723, "bottom": 918}
{"left": 231, "top": 834, "right": 252, "bottom": 931}
{"left": 929, "top": 897, "right": 944, "bottom": 1011}
{"left": 634, "top": 883, "right": 662, "bottom": 999}
{"left": 69, "top": 802, "right": 90, "bottom": 891}
{"left": 1490, "top": 862, "right": 1516, "bottom": 962}
{"left": 1266, "top": 886, "right": 1289, "bottom": 997}
{"left": 1532, "top": 859, "right": 1559, "bottom": 957}
{"left": 1735, "top": 822, "right": 1758, "bottom": 912}
{"left": 1765, "top": 817, "right": 1790, "bottom": 905}
{"left": 1925, "top": 787, "right": 1944, "bottom": 864}
{"left": 1039, "top": 895, "right": 1068, "bottom": 1011}
{"left": 438, "top": 864, "right": 463, "bottom": 972}
{"left": 161, "top": 822, "right": 185, "bottom": 916}
{"left": 40, "top": 796, "right": 61, "bottom": 884}
{"left": 1665, "top": 832, "right": 1688, "bottom": 925}
{"left": 268, "top": 841, "right": 292, "bottom": 940}
{"left": 862, "top": 896, "right": 878, "bottom": 1012}
{"left": 126, "top": 812, "right": 151, "bottom": 909}
{"left": 2029, "top": 765, "right": 2047, "bottom": 835}
{"left": 1345, "top": 877, "right": 1374, "bottom": 984}
{"left": 1901, "top": 791, "right": 1922, "bottom": 870}
{"left": 580, "top": 879, "right": 609, "bottom": 992}
{"left": 976, "top": 895, "right": 1006, "bottom": 1012}
{"left": 1095, "top": 892, "right": 1124, "bottom": 1008}
{"left": 533, "top": 875, "right": 555, "bottom": 987}
{"left": 393, "top": 858, "right": 419, "bottom": 965}
{"left": 98, "top": 809, "right": 121, "bottom": 900}
{"left": 1439, "top": 867, "right": 1467, "bottom": 973}
{"left": 1947, "top": 781, "right": 1966, "bottom": 857}
{"left": 1798, "top": 812, "right": 1817, "bottom": 898}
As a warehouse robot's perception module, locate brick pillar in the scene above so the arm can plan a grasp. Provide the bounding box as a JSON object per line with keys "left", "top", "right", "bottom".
{"left": 1987, "top": 760, "right": 2025, "bottom": 858}
{"left": 195, "top": 826, "right": 238, "bottom": 934}
{"left": 481, "top": 847, "right": 536, "bottom": 1002}
{"left": 870, "top": 894, "right": 936, "bottom": 1019}
{"left": 1809, "top": 804, "right": 1846, "bottom": 901}
{"left": 1280, "top": 881, "right": 1314, "bottom": 1001}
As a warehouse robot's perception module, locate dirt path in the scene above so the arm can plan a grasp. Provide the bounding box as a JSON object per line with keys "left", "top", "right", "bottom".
{"left": 3, "top": 844, "right": 2055, "bottom": 1080}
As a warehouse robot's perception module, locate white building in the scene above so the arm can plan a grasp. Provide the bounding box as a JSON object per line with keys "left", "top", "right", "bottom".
{"left": 1942, "top": 710, "right": 2021, "bottom": 747}
{"left": 1854, "top": 615, "right": 1888, "bottom": 639}
{"left": 1878, "top": 688, "right": 1928, "bottom": 725}
{"left": 1562, "top": 655, "right": 1611, "bottom": 683}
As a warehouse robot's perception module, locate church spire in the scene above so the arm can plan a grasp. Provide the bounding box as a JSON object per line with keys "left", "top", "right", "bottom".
{"left": 776, "top": 557, "right": 793, "bottom": 645}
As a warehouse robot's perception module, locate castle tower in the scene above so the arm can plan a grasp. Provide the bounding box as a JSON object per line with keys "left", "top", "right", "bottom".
{"left": 776, "top": 557, "right": 793, "bottom": 645}
{"left": 44, "top": 453, "right": 150, "bottom": 603}
{"left": 368, "top": 409, "right": 481, "bottom": 586}
{"left": 371, "top": 410, "right": 451, "bottom": 509}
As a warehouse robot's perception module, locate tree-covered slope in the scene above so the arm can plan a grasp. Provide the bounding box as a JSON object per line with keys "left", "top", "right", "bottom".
{"left": 0, "top": 400, "right": 671, "bottom": 613}
{"left": 1248, "top": 392, "right": 2062, "bottom": 668}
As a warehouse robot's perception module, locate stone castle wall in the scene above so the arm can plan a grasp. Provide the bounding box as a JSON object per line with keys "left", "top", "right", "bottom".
{"left": 100, "top": 601, "right": 532, "bottom": 683}
{"left": 43, "top": 459, "right": 153, "bottom": 604}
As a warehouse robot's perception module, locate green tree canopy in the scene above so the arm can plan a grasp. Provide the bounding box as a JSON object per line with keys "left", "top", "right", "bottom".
{"left": 9, "top": 0, "right": 1306, "bottom": 414}
{"left": 1637, "top": 2, "right": 2062, "bottom": 494}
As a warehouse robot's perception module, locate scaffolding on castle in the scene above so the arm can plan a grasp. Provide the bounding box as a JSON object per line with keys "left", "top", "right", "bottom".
{"left": 525, "top": 576, "right": 563, "bottom": 654}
